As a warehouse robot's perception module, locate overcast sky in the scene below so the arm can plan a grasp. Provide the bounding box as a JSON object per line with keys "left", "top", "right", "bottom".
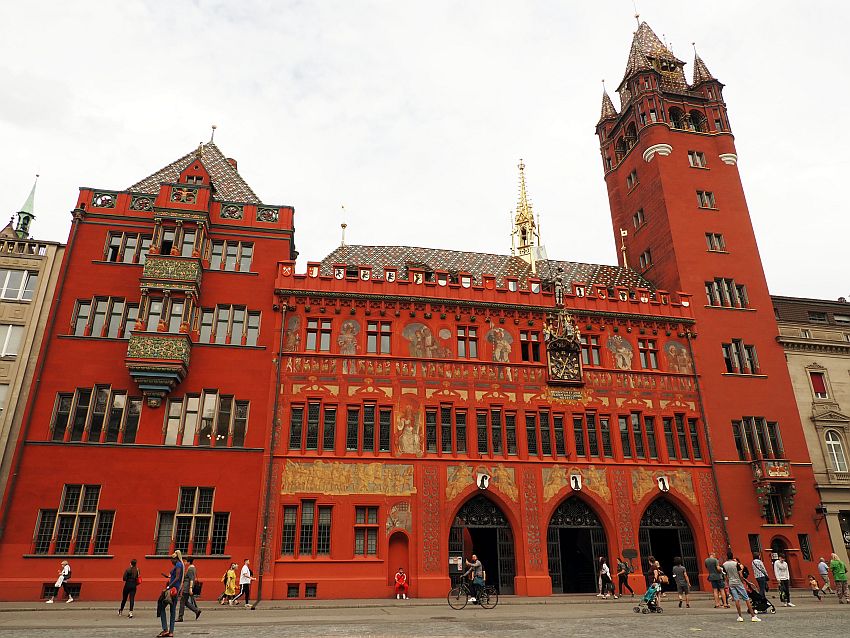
{"left": 1, "top": 1, "right": 847, "bottom": 299}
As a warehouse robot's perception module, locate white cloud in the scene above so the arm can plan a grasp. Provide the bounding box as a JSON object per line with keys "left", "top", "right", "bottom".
{"left": 0, "top": 0, "right": 846, "bottom": 298}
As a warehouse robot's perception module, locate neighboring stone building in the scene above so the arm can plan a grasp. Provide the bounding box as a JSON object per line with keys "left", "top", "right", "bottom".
{"left": 0, "top": 181, "right": 65, "bottom": 508}
{"left": 774, "top": 295, "right": 850, "bottom": 563}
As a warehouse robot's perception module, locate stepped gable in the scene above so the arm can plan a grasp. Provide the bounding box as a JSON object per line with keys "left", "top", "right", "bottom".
{"left": 321, "top": 244, "right": 655, "bottom": 290}
{"left": 127, "top": 142, "right": 261, "bottom": 204}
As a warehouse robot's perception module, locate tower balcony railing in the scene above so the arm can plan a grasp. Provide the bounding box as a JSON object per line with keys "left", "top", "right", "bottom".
{"left": 125, "top": 332, "right": 192, "bottom": 407}
{"left": 141, "top": 254, "right": 202, "bottom": 295}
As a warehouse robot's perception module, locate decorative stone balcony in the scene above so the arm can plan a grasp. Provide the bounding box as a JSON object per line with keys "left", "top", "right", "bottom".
{"left": 125, "top": 333, "right": 192, "bottom": 406}
{"left": 751, "top": 458, "right": 793, "bottom": 482}
{"left": 141, "top": 255, "right": 202, "bottom": 295}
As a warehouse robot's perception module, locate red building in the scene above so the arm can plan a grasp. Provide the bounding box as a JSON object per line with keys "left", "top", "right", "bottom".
{"left": 0, "top": 144, "right": 295, "bottom": 600}
{"left": 0, "top": 22, "right": 829, "bottom": 601}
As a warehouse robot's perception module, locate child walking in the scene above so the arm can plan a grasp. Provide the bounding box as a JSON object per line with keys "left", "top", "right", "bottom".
{"left": 809, "top": 575, "right": 824, "bottom": 601}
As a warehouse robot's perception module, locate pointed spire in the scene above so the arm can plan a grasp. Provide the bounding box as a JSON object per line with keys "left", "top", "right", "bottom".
{"left": 619, "top": 21, "right": 685, "bottom": 90}
{"left": 515, "top": 159, "right": 534, "bottom": 225}
{"left": 15, "top": 175, "right": 38, "bottom": 239}
{"left": 691, "top": 49, "right": 716, "bottom": 85}
{"left": 599, "top": 83, "right": 618, "bottom": 123}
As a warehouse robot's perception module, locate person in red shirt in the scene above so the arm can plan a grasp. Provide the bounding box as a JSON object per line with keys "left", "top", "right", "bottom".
{"left": 394, "top": 567, "right": 409, "bottom": 599}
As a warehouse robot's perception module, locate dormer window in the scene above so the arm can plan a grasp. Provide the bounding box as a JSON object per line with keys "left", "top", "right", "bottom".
{"left": 185, "top": 175, "right": 204, "bottom": 185}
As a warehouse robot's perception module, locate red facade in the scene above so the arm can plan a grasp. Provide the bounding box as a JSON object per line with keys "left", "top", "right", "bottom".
{"left": 0, "top": 22, "right": 831, "bottom": 601}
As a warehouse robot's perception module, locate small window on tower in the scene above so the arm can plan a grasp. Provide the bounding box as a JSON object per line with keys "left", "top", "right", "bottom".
{"left": 688, "top": 151, "right": 707, "bottom": 168}
{"left": 696, "top": 191, "right": 716, "bottom": 209}
{"left": 626, "top": 170, "right": 638, "bottom": 189}
{"left": 633, "top": 209, "right": 646, "bottom": 229}
{"left": 639, "top": 249, "right": 652, "bottom": 270}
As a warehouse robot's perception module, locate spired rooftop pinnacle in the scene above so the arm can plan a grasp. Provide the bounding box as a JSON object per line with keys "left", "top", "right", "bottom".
{"left": 599, "top": 90, "right": 618, "bottom": 123}
{"left": 691, "top": 52, "right": 716, "bottom": 85}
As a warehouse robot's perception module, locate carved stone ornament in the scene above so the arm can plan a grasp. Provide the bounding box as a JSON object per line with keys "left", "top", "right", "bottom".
{"left": 130, "top": 195, "right": 154, "bottom": 211}
{"left": 221, "top": 204, "right": 243, "bottom": 220}
{"left": 170, "top": 187, "right": 197, "bottom": 204}
{"left": 92, "top": 192, "right": 116, "bottom": 208}
{"left": 543, "top": 308, "right": 583, "bottom": 385}
{"left": 256, "top": 207, "right": 279, "bottom": 223}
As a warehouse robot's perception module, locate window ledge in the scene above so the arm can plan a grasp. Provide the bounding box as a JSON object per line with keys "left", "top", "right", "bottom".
{"left": 27, "top": 441, "right": 264, "bottom": 452}
{"left": 204, "top": 270, "right": 260, "bottom": 277}
{"left": 697, "top": 206, "right": 719, "bottom": 211}
{"left": 760, "top": 524, "right": 793, "bottom": 528}
{"left": 722, "top": 373, "right": 768, "bottom": 379}
{"left": 146, "top": 554, "right": 231, "bottom": 560}
{"left": 194, "top": 342, "right": 267, "bottom": 350}
{"left": 58, "top": 334, "right": 129, "bottom": 342}
{"left": 703, "top": 305, "right": 755, "bottom": 312}
{"left": 689, "top": 165, "right": 710, "bottom": 170}
{"left": 706, "top": 250, "right": 730, "bottom": 254}
{"left": 276, "top": 557, "right": 383, "bottom": 564}
{"left": 23, "top": 554, "right": 114, "bottom": 559}
{"left": 91, "top": 260, "right": 143, "bottom": 267}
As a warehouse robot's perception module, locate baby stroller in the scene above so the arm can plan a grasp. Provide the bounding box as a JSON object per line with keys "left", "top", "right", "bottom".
{"left": 633, "top": 583, "right": 663, "bottom": 614}
{"left": 744, "top": 578, "right": 776, "bottom": 614}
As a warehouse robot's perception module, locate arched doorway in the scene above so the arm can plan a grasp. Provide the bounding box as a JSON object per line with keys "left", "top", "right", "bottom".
{"left": 638, "top": 498, "right": 699, "bottom": 590}
{"left": 387, "top": 532, "right": 409, "bottom": 589}
{"left": 547, "top": 497, "right": 609, "bottom": 593}
{"left": 449, "top": 494, "right": 516, "bottom": 594}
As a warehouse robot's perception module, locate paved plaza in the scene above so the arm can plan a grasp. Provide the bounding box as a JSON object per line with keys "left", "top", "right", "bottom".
{"left": 0, "top": 592, "right": 846, "bottom": 637}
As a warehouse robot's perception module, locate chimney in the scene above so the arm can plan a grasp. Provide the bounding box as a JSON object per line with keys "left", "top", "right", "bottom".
{"left": 226, "top": 158, "right": 238, "bottom": 170}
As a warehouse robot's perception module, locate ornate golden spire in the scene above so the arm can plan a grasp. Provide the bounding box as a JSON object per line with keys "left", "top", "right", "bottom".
{"left": 511, "top": 159, "right": 541, "bottom": 271}
{"left": 515, "top": 158, "right": 534, "bottom": 225}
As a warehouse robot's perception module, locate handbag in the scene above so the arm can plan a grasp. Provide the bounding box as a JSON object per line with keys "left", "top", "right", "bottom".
{"left": 192, "top": 581, "right": 203, "bottom": 596}
{"left": 137, "top": 576, "right": 142, "bottom": 585}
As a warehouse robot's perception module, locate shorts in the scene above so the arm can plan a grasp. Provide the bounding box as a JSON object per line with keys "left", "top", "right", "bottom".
{"left": 676, "top": 583, "right": 689, "bottom": 594}
{"left": 709, "top": 579, "right": 724, "bottom": 590}
{"left": 728, "top": 584, "right": 749, "bottom": 602}
{"left": 812, "top": 589, "right": 822, "bottom": 599}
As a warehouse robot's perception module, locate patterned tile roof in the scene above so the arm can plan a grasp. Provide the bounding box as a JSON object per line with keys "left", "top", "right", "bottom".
{"left": 321, "top": 245, "right": 655, "bottom": 290}
{"left": 127, "top": 142, "right": 261, "bottom": 204}
{"left": 691, "top": 53, "right": 715, "bottom": 85}
{"left": 598, "top": 90, "right": 619, "bottom": 124}
{"left": 619, "top": 22, "right": 689, "bottom": 97}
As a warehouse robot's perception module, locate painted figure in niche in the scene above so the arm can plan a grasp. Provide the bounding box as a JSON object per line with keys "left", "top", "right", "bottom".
{"left": 664, "top": 340, "right": 693, "bottom": 374}
{"left": 607, "top": 334, "right": 634, "bottom": 370}
{"left": 283, "top": 315, "right": 300, "bottom": 352}
{"left": 402, "top": 323, "right": 450, "bottom": 358}
{"left": 396, "top": 403, "right": 423, "bottom": 456}
{"left": 485, "top": 326, "right": 513, "bottom": 363}
{"left": 337, "top": 319, "right": 360, "bottom": 355}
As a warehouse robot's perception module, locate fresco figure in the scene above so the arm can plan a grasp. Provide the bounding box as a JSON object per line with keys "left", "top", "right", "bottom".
{"left": 338, "top": 319, "right": 360, "bottom": 355}
{"left": 607, "top": 335, "right": 633, "bottom": 370}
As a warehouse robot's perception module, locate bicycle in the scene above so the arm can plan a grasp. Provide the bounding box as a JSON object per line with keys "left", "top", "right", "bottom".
{"left": 447, "top": 580, "right": 499, "bottom": 609}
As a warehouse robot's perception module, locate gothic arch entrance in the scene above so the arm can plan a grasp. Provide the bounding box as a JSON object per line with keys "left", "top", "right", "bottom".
{"left": 546, "top": 497, "right": 609, "bottom": 593}
{"left": 638, "top": 498, "right": 699, "bottom": 590}
{"left": 449, "top": 494, "right": 516, "bottom": 594}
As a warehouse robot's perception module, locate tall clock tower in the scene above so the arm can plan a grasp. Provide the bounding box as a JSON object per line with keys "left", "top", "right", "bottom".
{"left": 597, "top": 22, "right": 828, "bottom": 578}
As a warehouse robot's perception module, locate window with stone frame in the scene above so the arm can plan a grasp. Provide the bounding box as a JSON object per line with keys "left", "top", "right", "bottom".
{"left": 809, "top": 370, "right": 829, "bottom": 399}
{"left": 825, "top": 430, "right": 848, "bottom": 473}
{"left": 344, "top": 403, "right": 391, "bottom": 454}
{"left": 366, "top": 321, "right": 392, "bottom": 354}
{"left": 638, "top": 338, "right": 659, "bottom": 369}
{"left": 696, "top": 190, "right": 716, "bottom": 208}
{"left": 164, "top": 391, "right": 248, "bottom": 447}
{"left": 457, "top": 326, "right": 478, "bottom": 359}
{"left": 0, "top": 268, "right": 39, "bottom": 301}
{"left": 196, "top": 305, "right": 260, "bottom": 346}
{"left": 580, "top": 334, "right": 602, "bottom": 366}
{"left": 354, "top": 506, "right": 379, "bottom": 556}
{"left": 731, "top": 417, "right": 783, "bottom": 460}
{"left": 687, "top": 151, "right": 707, "bottom": 168}
{"left": 154, "top": 487, "right": 230, "bottom": 556}
{"left": 289, "top": 402, "right": 338, "bottom": 452}
{"left": 209, "top": 240, "right": 253, "bottom": 272}
{"left": 305, "top": 318, "right": 332, "bottom": 352}
{"left": 0, "top": 323, "right": 23, "bottom": 357}
{"left": 705, "top": 277, "right": 748, "bottom": 308}
{"left": 721, "top": 340, "right": 759, "bottom": 375}
{"left": 280, "top": 500, "right": 332, "bottom": 557}
{"left": 49, "top": 386, "right": 142, "bottom": 444}
{"left": 705, "top": 232, "right": 726, "bottom": 252}
{"left": 72, "top": 297, "right": 139, "bottom": 339}
{"left": 519, "top": 330, "right": 541, "bottom": 362}
{"left": 104, "top": 232, "right": 151, "bottom": 264}
{"left": 32, "top": 484, "right": 115, "bottom": 555}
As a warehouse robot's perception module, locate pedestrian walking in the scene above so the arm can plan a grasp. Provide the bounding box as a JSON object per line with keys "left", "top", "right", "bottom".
{"left": 177, "top": 557, "right": 201, "bottom": 622}
{"left": 616, "top": 557, "right": 634, "bottom": 597}
{"left": 671, "top": 556, "right": 690, "bottom": 608}
{"left": 119, "top": 559, "right": 139, "bottom": 618}
{"left": 818, "top": 556, "right": 834, "bottom": 594}
{"left": 830, "top": 553, "right": 848, "bottom": 603}
{"left": 773, "top": 553, "right": 794, "bottom": 606}
{"left": 808, "top": 575, "right": 823, "bottom": 602}
{"left": 45, "top": 560, "right": 72, "bottom": 604}
{"left": 231, "top": 558, "right": 256, "bottom": 608}
{"left": 599, "top": 557, "right": 616, "bottom": 598}
{"left": 652, "top": 560, "right": 668, "bottom": 599}
{"left": 751, "top": 553, "right": 769, "bottom": 598}
{"left": 705, "top": 552, "right": 728, "bottom": 608}
{"left": 157, "top": 550, "right": 184, "bottom": 637}
{"left": 219, "top": 563, "right": 237, "bottom": 604}
{"left": 722, "top": 551, "right": 761, "bottom": 622}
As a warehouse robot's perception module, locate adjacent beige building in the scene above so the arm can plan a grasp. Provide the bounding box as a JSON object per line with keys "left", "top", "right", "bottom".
{"left": 0, "top": 194, "right": 65, "bottom": 505}
{"left": 774, "top": 295, "right": 850, "bottom": 563}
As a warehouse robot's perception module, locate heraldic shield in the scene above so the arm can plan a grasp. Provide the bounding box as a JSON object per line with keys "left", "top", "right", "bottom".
{"left": 543, "top": 308, "right": 584, "bottom": 385}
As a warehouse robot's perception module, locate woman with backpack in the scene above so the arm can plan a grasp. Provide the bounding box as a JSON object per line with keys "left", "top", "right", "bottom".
{"left": 616, "top": 557, "right": 635, "bottom": 596}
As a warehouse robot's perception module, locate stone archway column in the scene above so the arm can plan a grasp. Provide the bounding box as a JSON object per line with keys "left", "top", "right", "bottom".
{"left": 519, "top": 467, "right": 550, "bottom": 596}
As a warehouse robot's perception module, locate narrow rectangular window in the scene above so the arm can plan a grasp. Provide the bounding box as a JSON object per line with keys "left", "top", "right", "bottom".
{"left": 732, "top": 420, "right": 747, "bottom": 460}
{"left": 540, "top": 411, "right": 552, "bottom": 456}
{"left": 505, "top": 412, "right": 517, "bottom": 455}
{"left": 70, "top": 389, "right": 92, "bottom": 442}
{"left": 210, "top": 513, "right": 230, "bottom": 555}
{"left": 155, "top": 512, "right": 175, "bottom": 555}
{"left": 346, "top": 407, "right": 361, "bottom": 452}
{"left": 489, "top": 408, "right": 502, "bottom": 454}
{"left": 766, "top": 421, "right": 784, "bottom": 457}
{"left": 525, "top": 413, "right": 538, "bottom": 455}
{"left": 573, "top": 415, "right": 586, "bottom": 456}
{"left": 363, "top": 403, "right": 376, "bottom": 453}
{"left": 51, "top": 393, "right": 73, "bottom": 441}
{"left": 600, "top": 417, "right": 613, "bottom": 457}
{"left": 281, "top": 506, "right": 297, "bottom": 556}
{"left": 675, "top": 414, "right": 690, "bottom": 460}
{"left": 519, "top": 331, "right": 541, "bottom": 362}
{"left": 73, "top": 301, "right": 92, "bottom": 336}
{"left": 379, "top": 408, "right": 391, "bottom": 452}
{"left": 440, "top": 406, "right": 452, "bottom": 454}
{"left": 645, "top": 416, "right": 658, "bottom": 459}
{"left": 455, "top": 410, "right": 467, "bottom": 454}
{"left": 687, "top": 418, "right": 702, "bottom": 459}
{"left": 305, "top": 402, "right": 320, "bottom": 451}
{"left": 425, "top": 409, "right": 437, "bottom": 453}
{"left": 122, "top": 304, "right": 139, "bottom": 339}
{"left": 33, "top": 510, "right": 57, "bottom": 554}
{"left": 631, "top": 412, "right": 645, "bottom": 459}
{"left": 299, "top": 501, "right": 315, "bottom": 555}
{"left": 322, "top": 406, "right": 336, "bottom": 452}
{"left": 476, "top": 411, "right": 488, "bottom": 455}
{"left": 587, "top": 413, "right": 600, "bottom": 457}
{"left": 246, "top": 312, "right": 260, "bottom": 346}
{"left": 316, "top": 507, "right": 332, "bottom": 555}
{"left": 638, "top": 339, "right": 658, "bottom": 369}
{"left": 553, "top": 414, "right": 566, "bottom": 456}
{"left": 619, "top": 415, "right": 632, "bottom": 458}
{"left": 90, "top": 298, "right": 109, "bottom": 336}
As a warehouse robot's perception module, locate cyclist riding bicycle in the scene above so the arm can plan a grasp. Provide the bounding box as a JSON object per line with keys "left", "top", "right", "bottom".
{"left": 462, "top": 554, "right": 485, "bottom": 604}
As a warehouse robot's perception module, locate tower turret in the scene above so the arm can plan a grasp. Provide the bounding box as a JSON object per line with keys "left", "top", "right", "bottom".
{"left": 510, "top": 159, "right": 542, "bottom": 272}
{"left": 15, "top": 176, "right": 37, "bottom": 239}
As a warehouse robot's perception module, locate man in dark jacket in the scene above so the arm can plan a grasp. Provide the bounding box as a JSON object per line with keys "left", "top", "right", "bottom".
{"left": 178, "top": 557, "right": 201, "bottom": 621}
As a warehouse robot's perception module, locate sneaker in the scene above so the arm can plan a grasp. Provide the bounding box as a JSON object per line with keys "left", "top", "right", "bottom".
{"left": 118, "top": 610, "right": 123, "bottom": 616}
{"left": 128, "top": 612, "right": 133, "bottom": 618}
{"left": 737, "top": 616, "right": 744, "bottom": 622}
{"left": 786, "top": 602, "right": 795, "bottom": 607}
{"left": 66, "top": 597, "right": 73, "bottom": 603}
{"left": 678, "top": 601, "right": 682, "bottom": 608}
{"left": 195, "top": 610, "right": 202, "bottom": 620}
{"left": 751, "top": 616, "right": 762, "bottom": 622}
{"left": 596, "top": 593, "right": 604, "bottom": 597}
{"left": 403, "top": 594, "right": 408, "bottom": 599}
{"left": 468, "top": 597, "right": 476, "bottom": 603}
{"left": 45, "top": 599, "right": 54, "bottom": 604}
{"left": 396, "top": 594, "right": 400, "bottom": 599}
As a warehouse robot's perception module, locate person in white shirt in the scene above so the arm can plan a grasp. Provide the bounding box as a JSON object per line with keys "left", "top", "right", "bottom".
{"left": 230, "top": 558, "right": 256, "bottom": 608}
{"left": 817, "top": 557, "right": 834, "bottom": 594}
{"left": 46, "top": 560, "right": 72, "bottom": 603}
{"left": 751, "top": 554, "right": 769, "bottom": 598}
{"left": 773, "top": 554, "right": 794, "bottom": 607}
